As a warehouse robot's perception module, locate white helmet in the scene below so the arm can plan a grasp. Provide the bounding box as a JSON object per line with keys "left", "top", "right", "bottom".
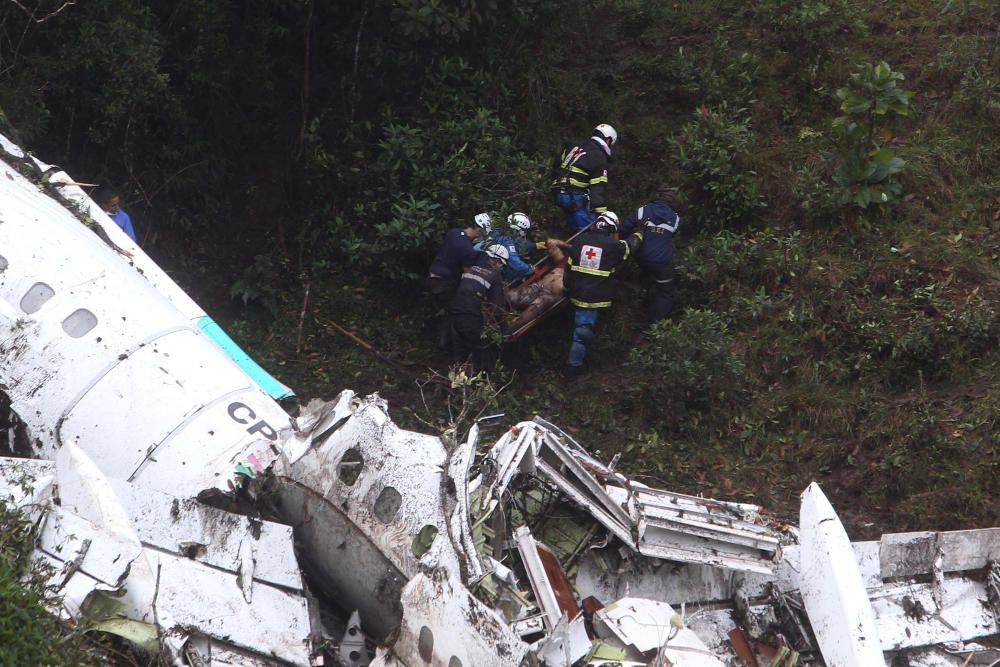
{"left": 485, "top": 242, "right": 510, "bottom": 265}
{"left": 507, "top": 212, "right": 532, "bottom": 236}
{"left": 594, "top": 123, "right": 617, "bottom": 146}
{"left": 595, "top": 211, "right": 619, "bottom": 232}
{"left": 473, "top": 212, "right": 492, "bottom": 233}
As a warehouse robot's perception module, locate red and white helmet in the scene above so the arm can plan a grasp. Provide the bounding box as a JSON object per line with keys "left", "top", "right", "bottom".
{"left": 507, "top": 212, "right": 532, "bottom": 236}
{"left": 594, "top": 123, "right": 618, "bottom": 146}
{"left": 595, "top": 211, "right": 619, "bottom": 232}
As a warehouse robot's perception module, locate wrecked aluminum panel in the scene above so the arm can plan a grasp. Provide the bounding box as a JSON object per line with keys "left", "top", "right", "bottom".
{"left": 473, "top": 419, "right": 788, "bottom": 575}
{"left": 1, "top": 446, "right": 316, "bottom": 665}
{"left": 277, "top": 392, "right": 468, "bottom": 642}
{"left": 0, "top": 132, "right": 293, "bottom": 401}
{"left": 371, "top": 571, "right": 530, "bottom": 667}
{"left": 0, "top": 145, "right": 292, "bottom": 496}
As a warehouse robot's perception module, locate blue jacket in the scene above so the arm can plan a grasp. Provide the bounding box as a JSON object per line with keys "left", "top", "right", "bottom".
{"left": 475, "top": 232, "right": 533, "bottom": 282}
{"left": 112, "top": 209, "right": 136, "bottom": 242}
{"left": 429, "top": 228, "right": 479, "bottom": 282}
{"left": 620, "top": 198, "right": 679, "bottom": 266}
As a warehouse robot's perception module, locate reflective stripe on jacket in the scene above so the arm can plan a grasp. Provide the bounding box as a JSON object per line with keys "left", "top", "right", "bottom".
{"left": 551, "top": 137, "right": 611, "bottom": 212}
{"left": 564, "top": 230, "right": 632, "bottom": 309}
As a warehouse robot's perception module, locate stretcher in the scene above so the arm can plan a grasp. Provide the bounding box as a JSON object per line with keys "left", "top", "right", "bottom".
{"left": 505, "top": 257, "right": 568, "bottom": 342}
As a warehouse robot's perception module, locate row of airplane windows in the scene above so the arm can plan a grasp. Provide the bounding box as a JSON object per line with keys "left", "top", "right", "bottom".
{"left": 1, "top": 255, "right": 98, "bottom": 338}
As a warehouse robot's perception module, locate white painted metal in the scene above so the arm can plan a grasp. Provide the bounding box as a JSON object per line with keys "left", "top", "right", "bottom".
{"left": 594, "top": 597, "right": 726, "bottom": 665}
{"left": 799, "top": 482, "right": 887, "bottom": 667}
{"left": 278, "top": 393, "right": 466, "bottom": 641}
{"left": 537, "top": 614, "right": 591, "bottom": 667}
{"left": 0, "top": 132, "right": 293, "bottom": 400}
{"left": 515, "top": 525, "right": 564, "bottom": 631}
{"left": 379, "top": 571, "right": 529, "bottom": 667}
{"left": 108, "top": 479, "right": 302, "bottom": 590}
{"left": 0, "top": 151, "right": 293, "bottom": 496}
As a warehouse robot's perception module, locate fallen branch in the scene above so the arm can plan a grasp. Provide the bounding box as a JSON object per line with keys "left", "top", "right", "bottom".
{"left": 324, "top": 319, "right": 407, "bottom": 371}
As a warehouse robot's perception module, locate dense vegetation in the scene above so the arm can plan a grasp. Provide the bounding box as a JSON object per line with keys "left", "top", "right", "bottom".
{"left": 2, "top": 0, "right": 999, "bottom": 541}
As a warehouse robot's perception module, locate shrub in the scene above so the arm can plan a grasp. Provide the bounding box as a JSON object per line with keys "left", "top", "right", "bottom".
{"left": 627, "top": 309, "right": 745, "bottom": 411}
{"left": 670, "top": 32, "right": 760, "bottom": 108}
{"left": 672, "top": 103, "right": 766, "bottom": 227}
{"left": 0, "top": 503, "right": 97, "bottom": 665}
{"left": 755, "top": 0, "right": 866, "bottom": 59}
{"left": 831, "top": 62, "right": 914, "bottom": 210}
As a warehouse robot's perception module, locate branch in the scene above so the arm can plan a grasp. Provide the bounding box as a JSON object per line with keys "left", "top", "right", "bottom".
{"left": 7, "top": 0, "right": 77, "bottom": 23}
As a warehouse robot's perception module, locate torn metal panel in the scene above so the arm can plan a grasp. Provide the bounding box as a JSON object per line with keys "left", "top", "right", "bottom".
{"left": 1, "top": 444, "right": 316, "bottom": 665}
{"left": 515, "top": 525, "right": 569, "bottom": 630}
{"left": 879, "top": 529, "right": 1000, "bottom": 579}
{"left": 869, "top": 577, "right": 1000, "bottom": 651}
{"left": 533, "top": 458, "right": 635, "bottom": 546}
{"left": 477, "top": 423, "right": 539, "bottom": 517}
{"left": 108, "top": 479, "right": 301, "bottom": 591}
{"left": 536, "top": 614, "right": 591, "bottom": 667}
{"left": 278, "top": 393, "right": 466, "bottom": 642}
{"left": 594, "top": 597, "right": 726, "bottom": 665}
{"left": 537, "top": 430, "right": 634, "bottom": 530}
{"left": 799, "top": 482, "right": 886, "bottom": 666}
{"left": 446, "top": 420, "right": 486, "bottom": 584}
{"left": 371, "top": 570, "right": 530, "bottom": 667}
{"left": 151, "top": 549, "right": 312, "bottom": 665}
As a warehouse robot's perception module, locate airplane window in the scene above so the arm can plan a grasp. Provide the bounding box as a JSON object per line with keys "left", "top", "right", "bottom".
{"left": 411, "top": 525, "right": 438, "bottom": 559}
{"left": 20, "top": 282, "right": 55, "bottom": 313}
{"left": 373, "top": 486, "right": 402, "bottom": 523}
{"left": 338, "top": 448, "right": 364, "bottom": 486}
{"left": 418, "top": 626, "right": 434, "bottom": 662}
{"left": 62, "top": 309, "right": 98, "bottom": 338}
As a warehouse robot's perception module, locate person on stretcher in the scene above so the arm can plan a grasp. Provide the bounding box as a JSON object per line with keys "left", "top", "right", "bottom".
{"left": 505, "top": 238, "right": 568, "bottom": 332}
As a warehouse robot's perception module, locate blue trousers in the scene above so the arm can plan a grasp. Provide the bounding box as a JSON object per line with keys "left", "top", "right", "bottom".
{"left": 554, "top": 192, "right": 597, "bottom": 231}
{"left": 568, "top": 307, "right": 599, "bottom": 368}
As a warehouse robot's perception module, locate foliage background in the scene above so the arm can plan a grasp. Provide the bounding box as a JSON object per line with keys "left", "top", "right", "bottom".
{"left": 1, "top": 0, "right": 999, "bottom": 540}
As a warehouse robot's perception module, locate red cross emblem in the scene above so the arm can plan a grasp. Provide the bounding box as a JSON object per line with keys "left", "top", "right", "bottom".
{"left": 585, "top": 248, "right": 597, "bottom": 260}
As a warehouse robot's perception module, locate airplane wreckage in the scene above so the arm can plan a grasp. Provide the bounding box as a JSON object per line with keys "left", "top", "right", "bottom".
{"left": 1, "top": 132, "right": 1000, "bottom": 667}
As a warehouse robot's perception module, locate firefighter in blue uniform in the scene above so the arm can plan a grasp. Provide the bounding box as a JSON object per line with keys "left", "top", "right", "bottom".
{"left": 550, "top": 211, "right": 641, "bottom": 377}
{"left": 620, "top": 186, "right": 681, "bottom": 322}
{"left": 551, "top": 124, "right": 617, "bottom": 231}
{"left": 428, "top": 212, "right": 492, "bottom": 297}
{"left": 448, "top": 243, "right": 510, "bottom": 370}
{"left": 474, "top": 212, "right": 535, "bottom": 283}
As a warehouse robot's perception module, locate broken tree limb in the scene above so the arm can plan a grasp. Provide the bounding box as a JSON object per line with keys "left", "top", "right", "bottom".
{"left": 324, "top": 319, "right": 407, "bottom": 371}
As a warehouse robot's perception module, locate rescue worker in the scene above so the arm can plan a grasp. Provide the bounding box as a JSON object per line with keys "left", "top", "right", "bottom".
{"left": 448, "top": 243, "right": 510, "bottom": 370}
{"left": 550, "top": 211, "right": 641, "bottom": 377}
{"left": 551, "top": 123, "right": 617, "bottom": 231}
{"left": 427, "top": 213, "right": 493, "bottom": 348}
{"left": 475, "top": 212, "right": 535, "bottom": 283}
{"left": 619, "top": 186, "right": 681, "bottom": 322}
{"left": 428, "top": 212, "right": 493, "bottom": 297}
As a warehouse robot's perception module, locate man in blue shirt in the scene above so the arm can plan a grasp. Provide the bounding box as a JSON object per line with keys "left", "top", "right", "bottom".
{"left": 474, "top": 212, "right": 535, "bottom": 284}
{"left": 619, "top": 186, "right": 681, "bottom": 322}
{"left": 94, "top": 187, "right": 137, "bottom": 242}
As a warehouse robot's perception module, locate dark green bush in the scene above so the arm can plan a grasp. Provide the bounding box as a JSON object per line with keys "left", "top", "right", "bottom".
{"left": 672, "top": 103, "right": 765, "bottom": 227}
{"left": 627, "top": 309, "right": 745, "bottom": 411}
{"left": 0, "top": 503, "right": 96, "bottom": 665}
